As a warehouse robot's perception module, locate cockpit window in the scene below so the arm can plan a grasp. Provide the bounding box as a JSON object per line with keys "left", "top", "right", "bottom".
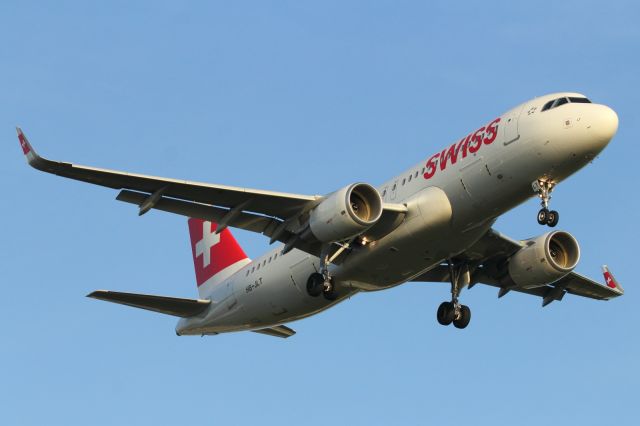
{"left": 541, "top": 100, "right": 554, "bottom": 112}
{"left": 554, "top": 97, "right": 568, "bottom": 108}
{"left": 541, "top": 96, "right": 591, "bottom": 112}
{"left": 568, "top": 97, "right": 591, "bottom": 103}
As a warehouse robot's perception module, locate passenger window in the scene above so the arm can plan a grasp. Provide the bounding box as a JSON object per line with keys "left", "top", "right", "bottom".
{"left": 268, "top": 256, "right": 272, "bottom": 263}
{"left": 408, "top": 174, "right": 412, "bottom": 182}
{"left": 415, "top": 171, "right": 419, "bottom": 178}
{"left": 257, "top": 263, "right": 260, "bottom": 270}
{"left": 274, "top": 253, "right": 277, "bottom": 260}
{"left": 392, "top": 183, "right": 397, "bottom": 191}
{"left": 421, "top": 167, "right": 425, "bottom": 174}
{"left": 251, "top": 266, "right": 255, "bottom": 273}
{"left": 263, "top": 260, "right": 266, "bottom": 266}
{"left": 402, "top": 178, "right": 406, "bottom": 185}
{"left": 382, "top": 189, "right": 387, "bottom": 197}
{"left": 246, "top": 270, "right": 249, "bottom": 276}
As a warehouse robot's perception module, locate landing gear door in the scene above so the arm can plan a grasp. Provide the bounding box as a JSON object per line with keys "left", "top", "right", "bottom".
{"left": 502, "top": 105, "right": 524, "bottom": 145}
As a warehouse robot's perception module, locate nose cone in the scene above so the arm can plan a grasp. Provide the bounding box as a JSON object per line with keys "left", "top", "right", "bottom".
{"left": 587, "top": 105, "right": 619, "bottom": 146}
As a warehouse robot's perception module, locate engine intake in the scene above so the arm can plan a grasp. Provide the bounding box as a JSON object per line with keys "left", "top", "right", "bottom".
{"left": 309, "top": 183, "right": 383, "bottom": 243}
{"left": 507, "top": 231, "right": 580, "bottom": 289}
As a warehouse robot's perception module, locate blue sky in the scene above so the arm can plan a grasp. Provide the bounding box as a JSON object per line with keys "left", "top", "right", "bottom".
{"left": 1, "top": 1, "right": 638, "bottom": 424}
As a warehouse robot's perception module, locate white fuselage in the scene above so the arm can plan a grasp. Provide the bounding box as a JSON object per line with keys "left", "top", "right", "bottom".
{"left": 176, "top": 92, "right": 618, "bottom": 336}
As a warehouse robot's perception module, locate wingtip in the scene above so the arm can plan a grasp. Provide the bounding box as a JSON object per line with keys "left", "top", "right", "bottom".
{"left": 602, "top": 265, "right": 624, "bottom": 295}
{"left": 16, "top": 127, "right": 37, "bottom": 159}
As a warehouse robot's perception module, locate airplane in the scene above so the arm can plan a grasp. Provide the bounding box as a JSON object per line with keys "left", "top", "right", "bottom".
{"left": 17, "top": 91, "right": 624, "bottom": 337}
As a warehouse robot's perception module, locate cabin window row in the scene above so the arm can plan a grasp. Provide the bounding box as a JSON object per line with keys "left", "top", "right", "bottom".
{"left": 245, "top": 251, "right": 282, "bottom": 276}
{"left": 381, "top": 167, "right": 427, "bottom": 198}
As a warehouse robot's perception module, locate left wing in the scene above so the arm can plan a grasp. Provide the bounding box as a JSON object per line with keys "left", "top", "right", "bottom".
{"left": 17, "top": 128, "right": 407, "bottom": 259}
{"left": 412, "top": 229, "right": 623, "bottom": 306}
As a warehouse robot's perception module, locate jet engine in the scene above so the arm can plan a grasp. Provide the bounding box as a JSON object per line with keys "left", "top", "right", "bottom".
{"left": 309, "top": 183, "right": 383, "bottom": 243}
{"left": 507, "top": 231, "right": 580, "bottom": 289}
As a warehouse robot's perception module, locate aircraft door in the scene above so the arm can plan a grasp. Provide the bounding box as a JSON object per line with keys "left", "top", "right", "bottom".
{"left": 502, "top": 105, "right": 525, "bottom": 145}
{"left": 460, "top": 156, "right": 489, "bottom": 206}
{"left": 456, "top": 155, "right": 494, "bottom": 227}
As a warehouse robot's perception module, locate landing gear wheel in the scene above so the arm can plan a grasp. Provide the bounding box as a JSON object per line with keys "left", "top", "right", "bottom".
{"left": 323, "top": 284, "right": 339, "bottom": 301}
{"left": 306, "top": 273, "right": 324, "bottom": 297}
{"left": 537, "top": 208, "right": 549, "bottom": 225}
{"left": 437, "top": 301, "right": 455, "bottom": 326}
{"left": 533, "top": 179, "right": 558, "bottom": 226}
{"left": 453, "top": 305, "right": 471, "bottom": 329}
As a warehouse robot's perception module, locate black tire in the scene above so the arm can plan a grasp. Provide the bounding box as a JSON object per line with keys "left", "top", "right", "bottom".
{"left": 547, "top": 210, "right": 559, "bottom": 227}
{"left": 453, "top": 305, "right": 471, "bottom": 329}
{"left": 537, "top": 208, "right": 549, "bottom": 225}
{"left": 306, "top": 273, "right": 324, "bottom": 297}
{"left": 437, "top": 301, "right": 455, "bottom": 326}
{"left": 323, "top": 284, "right": 339, "bottom": 301}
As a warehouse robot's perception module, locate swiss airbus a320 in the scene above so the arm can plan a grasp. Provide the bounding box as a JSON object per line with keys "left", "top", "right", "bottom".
{"left": 18, "top": 92, "right": 623, "bottom": 338}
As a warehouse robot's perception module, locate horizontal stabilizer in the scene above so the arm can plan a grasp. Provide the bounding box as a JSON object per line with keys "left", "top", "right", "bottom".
{"left": 252, "top": 325, "right": 296, "bottom": 338}
{"left": 87, "top": 290, "right": 210, "bottom": 317}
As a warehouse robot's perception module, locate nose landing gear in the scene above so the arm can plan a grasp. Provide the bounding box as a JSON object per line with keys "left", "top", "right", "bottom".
{"left": 436, "top": 261, "right": 472, "bottom": 329}
{"left": 533, "top": 179, "right": 559, "bottom": 227}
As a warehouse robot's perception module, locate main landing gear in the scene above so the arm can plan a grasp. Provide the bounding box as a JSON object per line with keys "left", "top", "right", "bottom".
{"left": 436, "top": 261, "right": 471, "bottom": 329}
{"left": 533, "top": 179, "right": 559, "bottom": 227}
{"left": 306, "top": 247, "right": 338, "bottom": 301}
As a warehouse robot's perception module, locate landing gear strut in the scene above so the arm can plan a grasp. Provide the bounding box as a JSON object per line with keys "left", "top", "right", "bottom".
{"left": 436, "top": 260, "right": 471, "bottom": 329}
{"left": 533, "top": 179, "right": 559, "bottom": 227}
{"left": 306, "top": 246, "right": 338, "bottom": 301}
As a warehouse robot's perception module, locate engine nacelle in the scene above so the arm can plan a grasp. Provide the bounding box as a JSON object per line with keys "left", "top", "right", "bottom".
{"left": 507, "top": 231, "right": 580, "bottom": 289}
{"left": 309, "top": 183, "right": 383, "bottom": 243}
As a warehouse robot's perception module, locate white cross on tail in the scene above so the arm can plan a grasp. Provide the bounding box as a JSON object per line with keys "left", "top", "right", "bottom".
{"left": 195, "top": 221, "right": 220, "bottom": 267}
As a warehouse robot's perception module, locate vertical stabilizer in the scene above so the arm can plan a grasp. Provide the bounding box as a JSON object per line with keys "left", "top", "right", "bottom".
{"left": 188, "top": 219, "right": 251, "bottom": 298}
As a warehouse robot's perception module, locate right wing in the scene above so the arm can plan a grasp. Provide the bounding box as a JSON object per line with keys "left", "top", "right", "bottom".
{"left": 17, "top": 128, "right": 317, "bottom": 218}
{"left": 17, "top": 128, "right": 407, "bottom": 259}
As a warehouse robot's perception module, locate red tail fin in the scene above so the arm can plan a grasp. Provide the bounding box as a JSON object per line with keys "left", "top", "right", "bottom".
{"left": 188, "top": 219, "right": 250, "bottom": 294}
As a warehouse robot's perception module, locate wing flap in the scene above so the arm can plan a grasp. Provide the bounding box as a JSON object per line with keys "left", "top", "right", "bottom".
{"left": 87, "top": 290, "right": 211, "bottom": 317}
